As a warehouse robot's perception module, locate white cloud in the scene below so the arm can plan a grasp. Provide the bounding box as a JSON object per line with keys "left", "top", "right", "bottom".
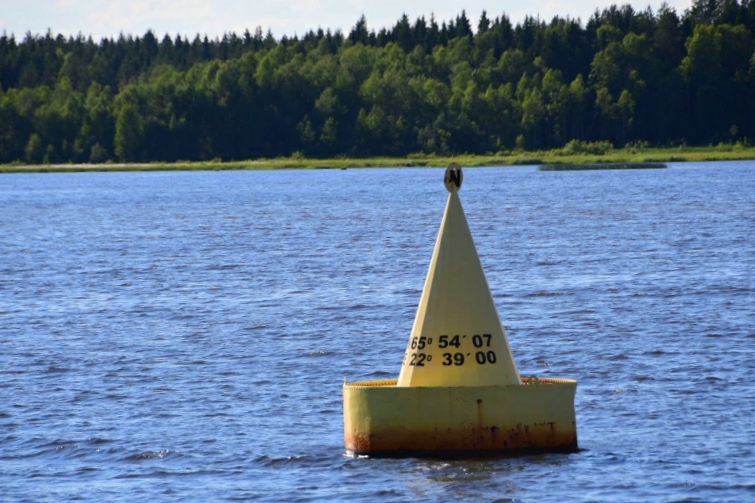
{"left": 71, "top": 0, "right": 217, "bottom": 38}
{"left": 1, "top": 0, "right": 697, "bottom": 40}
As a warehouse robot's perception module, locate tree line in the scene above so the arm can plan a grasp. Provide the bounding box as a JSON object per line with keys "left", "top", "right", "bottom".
{"left": 1, "top": 0, "right": 754, "bottom": 164}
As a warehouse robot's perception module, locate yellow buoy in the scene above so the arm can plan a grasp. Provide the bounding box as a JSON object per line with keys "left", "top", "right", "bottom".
{"left": 397, "top": 163, "right": 520, "bottom": 387}
{"left": 343, "top": 164, "right": 578, "bottom": 456}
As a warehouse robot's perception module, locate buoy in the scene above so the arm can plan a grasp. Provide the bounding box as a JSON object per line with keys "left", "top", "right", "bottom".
{"left": 343, "top": 164, "right": 578, "bottom": 456}
{"left": 397, "top": 163, "right": 520, "bottom": 387}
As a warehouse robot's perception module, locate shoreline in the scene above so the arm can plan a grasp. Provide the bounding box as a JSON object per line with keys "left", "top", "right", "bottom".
{"left": 2, "top": 148, "right": 754, "bottom": 174}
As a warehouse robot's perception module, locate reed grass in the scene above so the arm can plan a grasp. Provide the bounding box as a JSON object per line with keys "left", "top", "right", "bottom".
{"left": 2, "top": 146, "right": 754, "bottom": 174}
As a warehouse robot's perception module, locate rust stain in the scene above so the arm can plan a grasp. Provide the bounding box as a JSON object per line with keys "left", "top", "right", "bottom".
{"left": 345, "top": 422, "right": 578, "bottom": 457}
{"left": 344, "top": 378, "right": 578, "bottom": 457}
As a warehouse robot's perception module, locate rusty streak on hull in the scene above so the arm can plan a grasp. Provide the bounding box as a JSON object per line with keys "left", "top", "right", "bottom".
{"left": 344, "top": 379, "right": 578, "bottom": 457}
{"left": 346, "top": 423, "right": 577, "bottom": 457}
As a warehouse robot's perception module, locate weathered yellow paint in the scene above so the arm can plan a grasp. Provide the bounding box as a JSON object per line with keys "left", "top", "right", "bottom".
{"left": 343, "top": 165, "right": 578, "bottom": 456}
{"left": 344, "top": 378, "right": 578, "bottom": 456}
{"left": 397, "top": 165, "right": 520, "bottom": 387}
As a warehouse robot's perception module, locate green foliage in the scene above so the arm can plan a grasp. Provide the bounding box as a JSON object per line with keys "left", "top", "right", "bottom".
{"left": 24, "top": 133, "right": 44, "bottom": 163}
{"left": 114, "top": 103, "right": 143, "bottom": 161}
{"left": 1, "top": 2, "right": 755, "bottom": 164}
{"left": 559, "top": 139, "right": 615, "bottom": 155}
{"left": 625, "top": 139, "right": 651, "bottom": 151}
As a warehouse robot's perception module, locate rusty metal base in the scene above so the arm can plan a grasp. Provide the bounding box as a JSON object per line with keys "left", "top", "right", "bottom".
{"left": 343, "top": 378, "right": 578, "bottom": 457}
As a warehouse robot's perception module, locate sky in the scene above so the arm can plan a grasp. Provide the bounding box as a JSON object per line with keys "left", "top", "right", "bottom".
{"left": 2, "top": 0, "right": 694, "bottom": 41}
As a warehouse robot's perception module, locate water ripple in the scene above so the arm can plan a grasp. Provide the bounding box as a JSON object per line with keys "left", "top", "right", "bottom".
{"left": 1, "top": 163, "right": 753, "bottom": 502}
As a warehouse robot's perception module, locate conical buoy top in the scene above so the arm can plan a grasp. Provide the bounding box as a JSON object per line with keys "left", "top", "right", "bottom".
{"left": 397, "top": 165, "right": 521, "bottom": 387}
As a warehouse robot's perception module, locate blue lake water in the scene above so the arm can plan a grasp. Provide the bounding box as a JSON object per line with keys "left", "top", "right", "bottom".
{"left": 1, "top": 162, "right": 753, "bottom": 502}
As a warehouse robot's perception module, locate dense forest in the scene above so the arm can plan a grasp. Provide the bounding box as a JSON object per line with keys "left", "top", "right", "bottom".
{"left": 1, "top": 0, "right": 754, "bottom": 164}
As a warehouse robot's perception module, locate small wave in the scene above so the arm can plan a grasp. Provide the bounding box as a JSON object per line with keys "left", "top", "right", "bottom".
{"left": 244, "top": 323, "right": 271, "bottom": 330}
{"left": 124, "top": 449, "right": 180, "bottom": 461}
{"left": 52, "top": 442, "right": 82, "bottom": 452}
{"left": 343, "top": 451, "right": 370, "bottom": 459}
{"left": 535, "top": 260, "right": 561, "bottom": 266}
{"left": 44, "top": 365, "right": 70, "bottom": 374}
{"left": 607, "top": 354, "right": 630, "bottom": 361}
{"left": 374, "top": 489, "right": 407, "bottom": 497}
{"left": 254, "top": 454, "right": 312, "bottom": 467}
{"left": 564, "top": 308, "right": 597, "bottom": 315}
{"left": 702, "top": 376, "right": 724, "bottom": 383}
{"left": 642, "top": 349, "right": 667, "bottom": 356}
{"left": 304, "top": 350, "right": 334, "bottom": 357}
{"left": 204, "top": 263, "right": 244, "bottom": 271}
{"left": 632, "top": 375, "right": 655, "bottom": 382}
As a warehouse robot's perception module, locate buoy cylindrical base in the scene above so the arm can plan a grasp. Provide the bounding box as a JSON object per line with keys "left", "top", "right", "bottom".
{"left": 343, "top": 378, "right": 577, "bottom": 457}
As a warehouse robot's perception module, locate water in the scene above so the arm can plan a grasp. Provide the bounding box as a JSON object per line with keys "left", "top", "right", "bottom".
{"left": 1, "top": 162, "right": 753, "bottom": 502}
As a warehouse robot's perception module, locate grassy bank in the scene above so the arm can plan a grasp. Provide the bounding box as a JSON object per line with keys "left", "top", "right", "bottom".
{"left": 2, "top": 146, "right": 754, "bottom": 174}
